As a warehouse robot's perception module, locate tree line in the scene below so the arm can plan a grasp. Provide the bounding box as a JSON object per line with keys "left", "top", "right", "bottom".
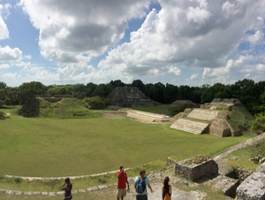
{"left": 0, "top": 79, "right": 265, "bottom": 115}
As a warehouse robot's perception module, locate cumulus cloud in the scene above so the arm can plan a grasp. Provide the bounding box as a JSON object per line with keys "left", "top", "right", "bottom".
{"left": 0, "top": 3, "right": 11, "bottom": 39}
{"left": 13, "top": 0, "right": 265, "bottom": 85}
{"left": 97, "top": 0, "right": 265, "bottom": 82}
{"left": 0, "top": 46, "right": 22, "bottom": 62}
{"left": 20, "top": 0, "right": 150, "bottom": 63}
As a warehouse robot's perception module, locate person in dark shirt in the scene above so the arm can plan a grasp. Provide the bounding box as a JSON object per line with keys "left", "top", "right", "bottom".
{"left": 62, "top": 178, "right": 72, "bottom": 200}
{"left": 162, "top": 177, "right": 172, "bottom": 200}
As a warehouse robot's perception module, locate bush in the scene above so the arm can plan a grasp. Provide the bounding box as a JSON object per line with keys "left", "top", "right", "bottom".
{"left": 0, "top": 99, "right": 4, "bottom": 108}
{"left": 0, "top": 111, "right": 6, "bottom": 120}
{"left": 85, "top": 96, "right": 108, "bottom": 109}
{"left": 251, "top": 114, "right": 265, "bottom": 134}
{"left": 19, "top": 92, "right": 40, "bottom": 117}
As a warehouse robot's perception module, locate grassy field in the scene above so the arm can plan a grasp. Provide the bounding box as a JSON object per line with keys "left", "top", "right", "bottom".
{"left": 0, "top": 107, "right": 247, "bottom": 177}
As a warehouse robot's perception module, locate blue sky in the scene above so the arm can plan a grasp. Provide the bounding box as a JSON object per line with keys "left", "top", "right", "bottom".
{"left": 0, "top": 0, "right": 265, "bottom": 86}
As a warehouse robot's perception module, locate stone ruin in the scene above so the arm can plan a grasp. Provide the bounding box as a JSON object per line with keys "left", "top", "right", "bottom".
{"left": 171, "top": 98, "right": 246, "bottom": 137}
{"left": 236, "top": 162, "right": 265, "bottom": 200}
{"left": 175, "top": 156, "right": 219, "bottom": 182}
{"left": 108, "top": 86, "right": 155, "bottom": 107}
{"left": 126, "top": 109, "right": 170, "bottom": 123}
{"left": 171, "top": 118, "right": 209, "bottom": 135}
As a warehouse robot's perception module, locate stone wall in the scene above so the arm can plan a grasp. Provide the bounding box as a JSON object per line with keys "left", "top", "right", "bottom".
{"left": 209, "top": 118, "right": 232, "bottom": 137}
{"left": 170, "top": 118, "right": 209, "bottom": 134}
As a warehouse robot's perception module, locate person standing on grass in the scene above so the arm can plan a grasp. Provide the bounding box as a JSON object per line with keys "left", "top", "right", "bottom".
{"left": 162, "top": 177, "right": 172, "bottom": 200}
{"left": 62, "top": 178, "right": 72, "bottom": 200}
{"left": 117, "top": 166, "right": 130, "bottom": 200}
{"left": 135, "top": 170, "right": 153, "bottom": 200}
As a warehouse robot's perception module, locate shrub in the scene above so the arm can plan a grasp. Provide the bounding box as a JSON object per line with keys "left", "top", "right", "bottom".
{"left": 19, "top": 92, "right": 40, "bottom": 117}
{"left": 85, "top": 96, "right": 108, "bottom": 109}
{"left": 0, "top": 111, "right": 6, "bottom": 120}
{"left": 251, "top": 114, "right": 265, "bottom": 134}
{"left": 0, "top": 99, "right": 4, "bottom": 108}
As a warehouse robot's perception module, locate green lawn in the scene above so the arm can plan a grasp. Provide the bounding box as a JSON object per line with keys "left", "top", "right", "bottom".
{"left": 226, "top": 142, "right": 265, "bottom": 171}
{"left": 0, "top": 108, "right": 247, "bottom": 177}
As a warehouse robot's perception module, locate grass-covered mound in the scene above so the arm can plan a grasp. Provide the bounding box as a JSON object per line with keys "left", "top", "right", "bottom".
{"left": 39, "top": 97, "right": 100, "bottom": 118}
{"left": 226, "top": 142, "right": 265, "bottom": 171}
{"left": 133, "top": 100, "right": 197, "bottom": 116}
{"left": 227, "top": 105, "right": 254, "bottom": 134}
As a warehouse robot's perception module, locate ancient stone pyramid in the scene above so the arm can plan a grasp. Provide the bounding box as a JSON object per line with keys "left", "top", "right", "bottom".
{"left": 171, "top": 99, "right": 252, "bottom": 137}
{"left": 108, "top": 86, "right": 155, "bottom": 107}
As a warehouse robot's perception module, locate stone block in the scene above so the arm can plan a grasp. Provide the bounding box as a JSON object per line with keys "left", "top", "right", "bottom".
{"left": 237, "top": 163, "right": 265, "bottom": 200}
{"left": 175, "top": 158, "right": 218, "bottom": 182}
{"left": 211, "top": 175, "right": 240, "bottom": 197}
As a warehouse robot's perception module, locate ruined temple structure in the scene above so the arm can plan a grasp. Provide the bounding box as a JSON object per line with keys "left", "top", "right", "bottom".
{"left": 171, "top": 98, "right": 250, "bottom": 137}
{"left": 108, "top": 86, "right": 156, "bottom": 107}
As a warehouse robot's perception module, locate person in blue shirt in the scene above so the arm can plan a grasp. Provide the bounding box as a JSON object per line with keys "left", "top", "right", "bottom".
{"left": 134, "top": 170, "right": 153, "bottom": 200}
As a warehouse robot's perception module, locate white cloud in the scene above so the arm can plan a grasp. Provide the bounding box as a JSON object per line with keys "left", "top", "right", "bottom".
{"left": 20, "top": 0, "right": 150, "bottom": 63}
{"left": 0, "top": 46, "right": 22, "bottom": 61}
{"left": 190, "top": 74, "right": 199, "bottom": 80}
{"left": 0, "top": 2, "right": 10, "bottom": 40}
{"left": 256, "top": 64, "right": 265, "bottom": 71}
{"left": 168, "top": 65, "right": 181, "bottom": 76}
{"left": 97, "top": 0, "right": 265, "bottom": 83}
{"left": 248, "top": 30, "right": 264, "bottom": 45}
{"left": 7, "top": 0, "right": 264, "bottom": 85}
{"left": 203, "top": 56, "right": 247, "bottom": 78}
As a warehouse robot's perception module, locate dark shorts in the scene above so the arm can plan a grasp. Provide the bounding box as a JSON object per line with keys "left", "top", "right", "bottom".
{"left": 64, "top": 195, "right": 72, "bottom": 200}
{"left": 136, "top": 194, "right": 148, "bottom": 200}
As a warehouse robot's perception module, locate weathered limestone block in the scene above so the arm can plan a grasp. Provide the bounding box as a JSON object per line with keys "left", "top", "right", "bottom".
{"left": 210, "top": 175, "right": 240, "bottom": 197}
{"left": 187, "top": 109, "right": 220, "bottom": 121}
{"left": 175, "top": 159, "right": 218, "bottom": 182}
{"left": 237, "top": 163, "right": 265, "bottom": 200}
{"left": 209, "top": 118, "right": 232, "bottom": 137}
{"left": 170, "top": 118, "right": 209, "bottom": 134}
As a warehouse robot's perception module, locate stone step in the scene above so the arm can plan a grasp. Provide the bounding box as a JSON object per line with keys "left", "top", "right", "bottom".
{"left": 187, "top": 109, "right": 220, "bottom": 121}
{"left": 170, "top": 118, "right": 209, "bottom": 134}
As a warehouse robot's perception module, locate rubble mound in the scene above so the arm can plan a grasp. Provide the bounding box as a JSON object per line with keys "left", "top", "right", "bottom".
{"left": 108, "top": 86, "right": 155, "bottom": 107}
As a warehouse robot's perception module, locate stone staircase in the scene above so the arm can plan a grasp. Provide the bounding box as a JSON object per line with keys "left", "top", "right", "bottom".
{"left": 170, "top": 118, "right": 209, "bottom": 134}
{"left": 187, "top": 109, "right": 220, "bottom": 121}
{"left": 170, "top": 109, "right": 222, "bottom": 135}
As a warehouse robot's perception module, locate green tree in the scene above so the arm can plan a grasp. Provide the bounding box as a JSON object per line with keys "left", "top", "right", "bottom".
{"left": 72, "top": 84, "right": 87, "bottom": 98}
{"left": 252, "top": 114, "right": 265, "bottom": 134}
{"left": 131, "top": 80, "right": 145, "bottom": 93}
{"left": 85, "top": 96, "right": 108, "bottom": 109}
{"left": 19, "top": 91, "right": 40, "bottom": 117}
{"left": 19, "top": 81, "right": 47, "bottom": 96}
{"left": 0, "top": 82, "right": 7, "bottom": 89}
